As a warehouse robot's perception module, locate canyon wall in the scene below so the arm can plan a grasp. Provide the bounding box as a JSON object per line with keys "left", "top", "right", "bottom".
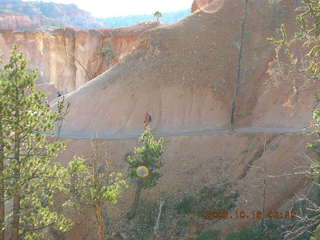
{"left": 0, "top": 22, "right": 159, "bottom": 94}
{"left": 53, "top": 0, "right": 319, "bottom": 238}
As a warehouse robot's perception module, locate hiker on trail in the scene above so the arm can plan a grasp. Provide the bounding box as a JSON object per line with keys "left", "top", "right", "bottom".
{"left": 56, "top": 91, "right": 62, "bottom": 98}
{"left": 144, "top": 112, "right": 152, "bottom": 128}
{"left": 45, "top": 100, "right": 50, "bottom": 108}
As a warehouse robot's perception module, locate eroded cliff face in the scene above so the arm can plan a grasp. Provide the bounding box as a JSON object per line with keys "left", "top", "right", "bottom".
{"left": 0, "top": 14, "right": 40, "bottom": 30}
{"left": 0, "top": 22, "right": 159, "bottom": 94}
{"left": 60, "top": 0, "right": 309, "bottom": 138}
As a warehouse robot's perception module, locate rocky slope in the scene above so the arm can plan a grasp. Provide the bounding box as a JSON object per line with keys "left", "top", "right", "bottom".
{"left": 0, "top": 22, "right": 159, "bottom": 94}
{"left": 50, "top": 0, "right": 320, "bottom": 238}
{"left": 59, "top": 0, "right": 314, "bottom": 138}
{"left": 56, "top": 134, "right": 312, "bottom": 239}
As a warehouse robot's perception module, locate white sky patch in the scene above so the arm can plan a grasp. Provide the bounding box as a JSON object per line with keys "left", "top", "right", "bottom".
{"left": 25, "top": 0, "right": 194, "bottom": 17}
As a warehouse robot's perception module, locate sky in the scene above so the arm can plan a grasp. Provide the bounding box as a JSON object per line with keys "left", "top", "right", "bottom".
{"left": 29, "top": 0, "right": 194, "bottom": 18}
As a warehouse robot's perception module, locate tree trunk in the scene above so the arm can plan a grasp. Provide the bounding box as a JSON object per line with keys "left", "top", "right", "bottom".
{"left": 0, "top": 116, "right": 5, "bottom": 240}
{"left": 95, "top": 204, "right": 105, "bottom": 240}
{"left": 91, "top": 141, "right": 105, "bottom": 240}
{"left": 127, "top": 181, "right": 142, "bottom": 220}
{"left": 11, "top": 123, "right": 20, "bottom": 240}
{"left": 154, "top": 199, "right": 165, "bottom": 235}
{"left": 11, "top": 194, "right": 20, "bottom": 240}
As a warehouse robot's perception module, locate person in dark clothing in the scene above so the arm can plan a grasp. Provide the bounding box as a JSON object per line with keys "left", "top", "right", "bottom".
{"left": 144, "top": 112, "right": 152, "bottom": 128}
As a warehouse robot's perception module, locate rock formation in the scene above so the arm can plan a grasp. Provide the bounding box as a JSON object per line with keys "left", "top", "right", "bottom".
{"left": 0, "top": 22, "right": 159, "bottom": 93}
{"left": 52, "top": 0, "right": 319, "bottom": 237}
{"left": 60, "top": 0, "right": 313, "bottom": 138}
{"left": 191, "top": 0, "right": 216, "bottom": 13}
{"left": 0, "top": 14, "right": 40, "bottom": 30}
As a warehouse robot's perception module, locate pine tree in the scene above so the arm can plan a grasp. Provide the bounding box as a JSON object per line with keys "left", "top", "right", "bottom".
{"left": 126, "top": 127, "right": 165, "bottom": 219}
{"left": 0, "top": 57, "right": 5, "bottom": 240}
{"left": 153, "top": 11, "right": 163, "bottom": 23}
{"left": 0, "top": 46, "right": 72, "bottom": 240}
{"left": 64, "top": 140, "right": 127, "bottom": 240}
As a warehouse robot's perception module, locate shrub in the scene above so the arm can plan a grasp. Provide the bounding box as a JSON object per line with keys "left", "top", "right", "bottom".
{"left": 175, "top": 179, "right": 239, "bottom": 218}
{"left": 226, "top": 221, "right": 283, "bottom": 240}
{"left": 175, "top": 196, "right": 197, "bottom": 214}
{"left": 196, "top": 230, "right": 220, "bottom": 240}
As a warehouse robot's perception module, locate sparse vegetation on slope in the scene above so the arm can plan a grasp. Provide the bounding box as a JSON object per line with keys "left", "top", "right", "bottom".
{"left": 269, "top": 0, "right": 320, "bottom": 239}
